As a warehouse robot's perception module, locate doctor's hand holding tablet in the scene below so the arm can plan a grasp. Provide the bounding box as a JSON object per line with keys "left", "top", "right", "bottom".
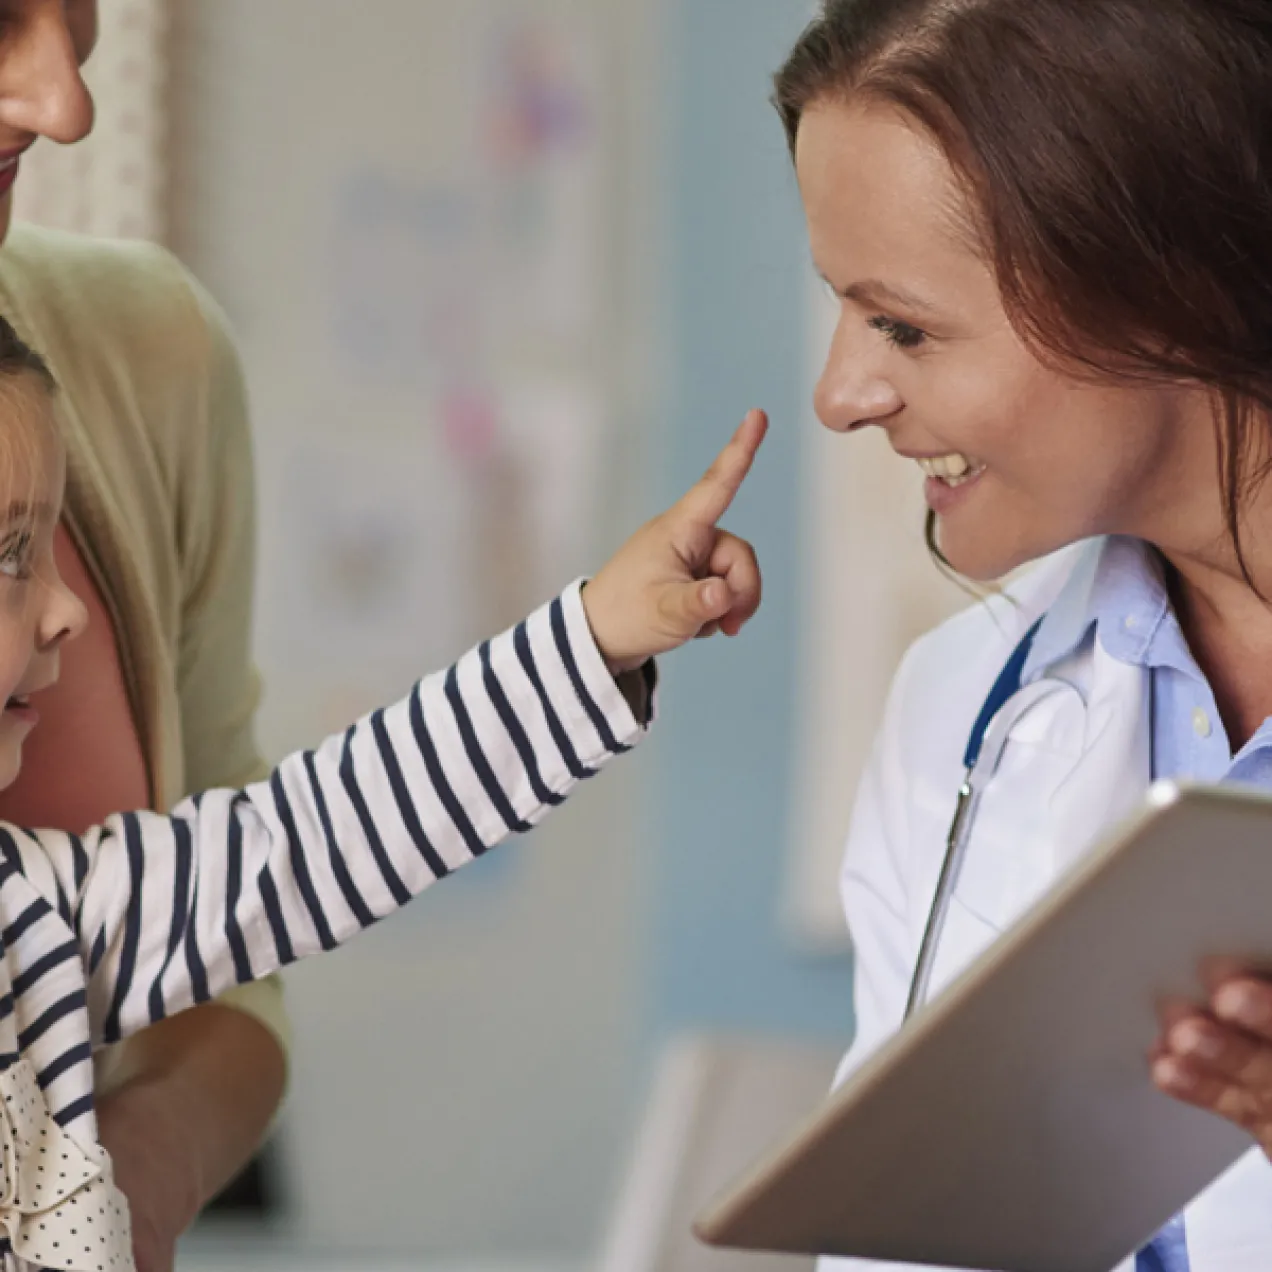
{"left": 1154, "top": 975, "right": 1272, "bottom": 1161}
{"left": 698, "top": 1, "right": 1272, "bottom": 1270}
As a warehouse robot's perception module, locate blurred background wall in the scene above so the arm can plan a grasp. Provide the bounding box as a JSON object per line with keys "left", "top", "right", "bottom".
{"left": 167, "top": 1, "right": 668, "bottom": 1257}
{"left": 19, "top": 0, "right": 864, "bottom": 1267}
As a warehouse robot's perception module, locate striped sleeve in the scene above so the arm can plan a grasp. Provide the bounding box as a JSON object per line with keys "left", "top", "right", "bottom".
{"left": 11, "top": 582, "right": 653, "bottom": 1047}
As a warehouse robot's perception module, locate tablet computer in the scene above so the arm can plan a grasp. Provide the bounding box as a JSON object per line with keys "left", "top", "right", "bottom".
{"left": 694, "top": 782, "right": 1272, "bottom": 1272}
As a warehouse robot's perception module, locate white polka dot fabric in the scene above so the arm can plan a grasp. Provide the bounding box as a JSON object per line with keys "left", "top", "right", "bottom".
{"left": 0, "top": 1058, "right": 131, "bottom": 1272}
{"left": 11, "top": 0, "right": 168, "bottom": 242}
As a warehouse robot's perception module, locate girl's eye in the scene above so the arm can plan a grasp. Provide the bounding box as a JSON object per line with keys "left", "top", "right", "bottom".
{"left": 867, "top": 314, "right": 927, "bottom": 350}
{"left": 0, "top": 532, "right": 33, "bottom": 580}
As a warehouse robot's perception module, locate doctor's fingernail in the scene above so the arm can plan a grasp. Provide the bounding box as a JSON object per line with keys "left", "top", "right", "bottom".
{"left": 1175, "top": 1022, "right": 1223, "bottom": 1061}
{"left": 1216, "top": 983, "right": 1272, "bottom": 1028}
{"left": 1153, "top": 1057, "right": 1194, "bottom": 1093}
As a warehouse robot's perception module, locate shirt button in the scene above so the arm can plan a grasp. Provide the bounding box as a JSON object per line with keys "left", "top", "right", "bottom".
{"left": 1192, "top": 707, "right": 1213, "bottom": 739}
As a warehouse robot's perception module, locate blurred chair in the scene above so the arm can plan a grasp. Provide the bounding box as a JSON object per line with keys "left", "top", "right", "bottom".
{"left": 598, "top": 1033, "right": 843, "bottom": 1272}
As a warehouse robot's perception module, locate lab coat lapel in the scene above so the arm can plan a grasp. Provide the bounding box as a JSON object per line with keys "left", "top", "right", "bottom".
{"left": 931, "top": 633, "right": 1151, "bottom": 993}
{"left": 1045, "top": 635, "right": 1152, "bottom": 876}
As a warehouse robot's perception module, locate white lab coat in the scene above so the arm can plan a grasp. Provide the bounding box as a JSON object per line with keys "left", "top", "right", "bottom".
{"left": 821, "top": 538, "right": 1272, "bottom": 1272}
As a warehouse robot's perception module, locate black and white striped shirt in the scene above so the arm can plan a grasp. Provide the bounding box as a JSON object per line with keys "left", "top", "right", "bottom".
{"left": 0, "top": 581, "right": 650, "bottom": 1186}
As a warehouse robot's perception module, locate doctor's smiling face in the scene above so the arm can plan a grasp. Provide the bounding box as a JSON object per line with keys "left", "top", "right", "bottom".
{"left": 796, "top": 99, "right": 1219, "bottom": 584}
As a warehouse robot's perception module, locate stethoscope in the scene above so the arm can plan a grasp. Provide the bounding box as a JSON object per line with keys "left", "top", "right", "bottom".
{"left": 903, "top": 618, "right": 1044, "bottom": 1019}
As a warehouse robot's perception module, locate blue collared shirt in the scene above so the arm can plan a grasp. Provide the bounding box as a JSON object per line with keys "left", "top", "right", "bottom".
{"left": 1022, "top": 536, "right": 1272, "bottom": 786}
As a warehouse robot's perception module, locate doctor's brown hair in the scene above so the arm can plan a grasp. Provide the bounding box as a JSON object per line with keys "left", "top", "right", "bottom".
{"left": 775, "top": 0, "right": 1272, "bottom": 581}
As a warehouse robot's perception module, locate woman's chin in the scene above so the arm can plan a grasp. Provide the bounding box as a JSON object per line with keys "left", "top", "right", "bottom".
{"left": 935, "top": 532, "right": 1052, "bottom": 586}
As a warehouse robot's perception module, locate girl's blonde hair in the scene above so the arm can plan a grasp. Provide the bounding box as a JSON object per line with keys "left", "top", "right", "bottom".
{"left": 0, "top": 317, "right": 60, "bottom": 552}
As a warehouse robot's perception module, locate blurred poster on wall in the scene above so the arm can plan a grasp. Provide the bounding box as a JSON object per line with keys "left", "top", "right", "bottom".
{"left": 252, "top": 4, "right": 610, "bottom": 765}
{"left": 81, "top": 0, "right": 652, "bottom": 1255}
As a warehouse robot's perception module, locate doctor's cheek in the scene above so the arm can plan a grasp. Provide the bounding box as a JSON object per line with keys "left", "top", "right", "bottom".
{"left": 1150, "top": 976, "right": 1272, "bottom": 1161}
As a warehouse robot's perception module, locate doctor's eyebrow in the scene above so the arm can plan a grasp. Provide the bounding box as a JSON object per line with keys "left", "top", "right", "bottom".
{"left": 819, "top": 272, "right": 940, "bottom": 318}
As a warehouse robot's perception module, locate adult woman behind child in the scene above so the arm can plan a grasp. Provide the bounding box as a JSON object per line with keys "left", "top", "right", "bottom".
{"left": 0, "top": 2, "right": 286, "bottom": 1268}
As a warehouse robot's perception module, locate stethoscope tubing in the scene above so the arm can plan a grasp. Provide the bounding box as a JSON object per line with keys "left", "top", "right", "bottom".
{"left": 903, "top": 618, "right": 1044, "bottom": 1021}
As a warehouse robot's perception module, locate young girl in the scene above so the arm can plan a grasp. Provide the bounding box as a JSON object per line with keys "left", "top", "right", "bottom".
{"left": 0, "top": 317, "right": 765, "bottom": 1272}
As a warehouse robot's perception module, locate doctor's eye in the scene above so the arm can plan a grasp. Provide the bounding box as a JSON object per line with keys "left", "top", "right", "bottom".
{"left": 867, "top": 314, "right": 927, "bottom": 350}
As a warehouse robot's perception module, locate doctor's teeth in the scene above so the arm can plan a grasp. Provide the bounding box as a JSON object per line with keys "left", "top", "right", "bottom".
{"left": 917, "top": 453, "right": 977, "bottom": 484}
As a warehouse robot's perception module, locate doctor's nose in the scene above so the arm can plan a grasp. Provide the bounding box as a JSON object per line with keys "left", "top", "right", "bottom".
{"left": 814, "top": 324, "right": 903, "bottom": 434}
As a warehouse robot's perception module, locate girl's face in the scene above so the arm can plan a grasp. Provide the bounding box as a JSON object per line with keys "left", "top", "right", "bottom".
{"left": 0, "top": 0, "right": 98, "bottom": 243}
{"left": 0, "top": 387, "right": 86, "bottom": 791}
{"left": 796, "top": 98, "right": 1220, "bottom": 582}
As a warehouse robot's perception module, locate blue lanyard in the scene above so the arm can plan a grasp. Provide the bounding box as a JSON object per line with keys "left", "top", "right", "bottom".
{"left": 963, "top": 618, "right": 1044, "bottom": 769}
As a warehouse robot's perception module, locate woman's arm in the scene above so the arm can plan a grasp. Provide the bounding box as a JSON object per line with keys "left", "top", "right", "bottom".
{"left": 93, "top": 1005, "right": 286, "bottom": 1272}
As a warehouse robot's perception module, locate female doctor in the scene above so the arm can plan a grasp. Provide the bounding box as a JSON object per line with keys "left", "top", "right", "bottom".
{"left": 775, "top": 1, "right": 1272, "bottom": 1269}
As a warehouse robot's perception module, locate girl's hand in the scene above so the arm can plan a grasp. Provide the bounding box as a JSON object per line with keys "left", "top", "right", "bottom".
{"left": 1153, "top": 974, "right": 1272, "bottom": 1160}
{"left": 583, "top": 409, "right": 767, "bottom": 675}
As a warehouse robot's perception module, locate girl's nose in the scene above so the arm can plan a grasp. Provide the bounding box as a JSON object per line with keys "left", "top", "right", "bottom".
{"left": 39, "top": 573, "right": 88, "bottom": 651}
